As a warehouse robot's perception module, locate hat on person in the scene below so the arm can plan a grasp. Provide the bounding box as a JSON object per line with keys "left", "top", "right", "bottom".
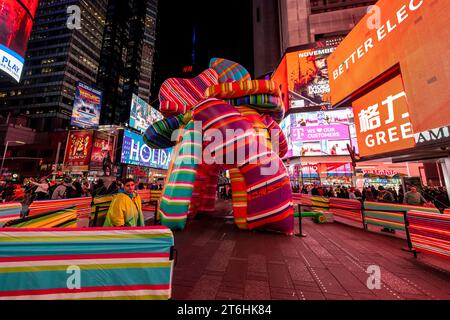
{"left": 64, "top": 176, "right": 73, "bottom": 184}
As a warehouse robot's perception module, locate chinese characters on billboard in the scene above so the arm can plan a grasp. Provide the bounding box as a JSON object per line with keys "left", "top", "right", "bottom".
{"left": 129, "top": 94, "right": 164, "bottom": 133}
{"left": 121, "top": 129, "right": 172, "bottom": 170}
{"left": 89, "top": 131, "right": 117, "bottom": 176}
{"left": 70, "top": 82, "right": 103, "bottom": 129}
{"left": 352, "top": 75, "right": 415, "bottom": 157}
{"left": 63, "top": 130, "right": 94, "bottom": 172}
{"left": 327, "top": 0, "right": 448, "bottom": 134}
{"left": 286, "top": 38, "right": 342, "bottom": 109}
{"left": 281, "top": 108, "right": 358, "bottom": 157}
{"left": 0, "top": 0, "right": 39, "bottom": 82}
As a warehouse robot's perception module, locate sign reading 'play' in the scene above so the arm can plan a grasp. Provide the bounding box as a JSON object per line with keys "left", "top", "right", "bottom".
{"left": 291, "top": 124, "right": 350, "bottom": 142}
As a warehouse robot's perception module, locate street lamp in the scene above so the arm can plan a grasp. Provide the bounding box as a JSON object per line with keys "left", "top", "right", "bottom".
{"left": 1, "top": 141, "right": 26, "bottom": 176}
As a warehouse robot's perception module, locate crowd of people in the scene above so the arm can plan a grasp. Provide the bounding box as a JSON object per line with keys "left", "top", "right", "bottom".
{"left": 0, "top": 176, "right": 165, "bottom": 204}
{"left": 0, "top": 176, "right": 164, "bottom": 228}
{"left": 292, "top": 184, "right": 450, "bottom": 211}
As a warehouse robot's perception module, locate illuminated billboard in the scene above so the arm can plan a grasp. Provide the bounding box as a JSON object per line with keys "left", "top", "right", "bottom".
{"left": 70, "top": 82, "right": 102, "bottom": 129}
{"left": 0, "top": 0, "right": 39, "bottom": 82}
{"left": 63, "top": 130, "right": 94, "bottom": 172}
{"left": 121, "top": 129, "right": 172, "bottom": 170}
{"left": 328, "top": 0, "right": 449, "bottom": 134}
{"left": 90, "top": 131, "right": 117, "bottom": 175}
{"left": 129, "top": 94, "right": 163, "bottom": 133}
{"left": 352, "top": 74, "right": 415, "bottom": 157}
{"left": 282, "top": 108, "right": 357, "bottom": 157}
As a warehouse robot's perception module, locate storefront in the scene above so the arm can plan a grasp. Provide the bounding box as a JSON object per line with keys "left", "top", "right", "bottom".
{"left": 287, "top": 158, "right": 354, "bottom": 187}
{"left": 120, "top": 129, "right": 172, "bottom": 185}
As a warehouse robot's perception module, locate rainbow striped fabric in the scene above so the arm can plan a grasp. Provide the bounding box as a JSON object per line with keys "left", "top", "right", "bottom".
{"left": 206, "top": 80, "right": 280, "bottom": 100}
{"left": 193, "top": 99, "right": 294, "bottom": 233}
{"left": 329, "top": 198, "right": 363, "bottom": 229}
{"left": 0, "top": 203, "right": 22, "bottom": 227}
{"left": 0, "top": 227, "right": 174, "bottom": 300}
{"left": 260, "top": 114, "right": 288, "bottom": 158}
{"left": 363, "top": 202, "right": 440, "bottom": 234}
{"left": 159, "top": 121, "right": 201, "bottom": 230}
{"left": 144, "top": 114, "right": 186, "bottom": 149}
{"left": 225, "top": 94, "right": 284, "bottom": 123}
{"left": 4, "top": 198, "right": 93, "bottom": 229}
{"left": 209, "top": 58, "right": 251, "bottom": 83}
{"left": 159, "top": 68, "right": 219, "bottom": 117}
{"left": 407, "top": 211, "right": 450, "bottom": 260}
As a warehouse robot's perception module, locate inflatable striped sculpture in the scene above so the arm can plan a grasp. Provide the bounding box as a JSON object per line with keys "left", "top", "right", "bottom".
{"left": 144, "top": 58, "right": 294, "bottom": 234}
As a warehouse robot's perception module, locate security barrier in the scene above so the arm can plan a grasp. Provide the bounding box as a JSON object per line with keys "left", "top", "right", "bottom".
{"left": 363, "top": 202, "right": 440, "bottom": 237}
{"left": 406, "top": 211, "right": 450, "bottom": 260}
{"left": 329, "top": 198, "right": 363, "bottom": 229}
{"left": 0, "top": 227, "right": 175, "bottom": 300}
{"left": 293, "top": 193, "right": 448, "bottom": 260}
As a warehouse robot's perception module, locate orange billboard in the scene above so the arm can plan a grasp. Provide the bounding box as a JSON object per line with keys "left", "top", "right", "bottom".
{"left": 352, "top": 74, "right": 416, "bottom": 157}
{"left": 328, "top": 0, "right": 450, "bottom": 133}
{"left": 271, "top": 55, "right": 289, "bottom": 113}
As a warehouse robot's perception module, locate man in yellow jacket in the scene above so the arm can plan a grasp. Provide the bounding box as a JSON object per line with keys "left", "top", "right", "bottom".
{"left": 104, "top": 178, "right": 145, "bottom": 227}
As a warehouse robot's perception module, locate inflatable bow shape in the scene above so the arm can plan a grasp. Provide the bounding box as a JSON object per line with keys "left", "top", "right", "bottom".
{"left": 144, "top": 58, "right": 294, "bottom": 234}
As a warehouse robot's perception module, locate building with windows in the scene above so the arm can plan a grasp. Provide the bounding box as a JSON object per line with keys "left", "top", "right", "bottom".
{"left": 97, "top": 0, "right": 158, "bottom": 126}
{"left": 0, "top": 0, "right": 108, "bottom": 131}
{"left": 0, "top": 0, "right": 159, "bottom": 178}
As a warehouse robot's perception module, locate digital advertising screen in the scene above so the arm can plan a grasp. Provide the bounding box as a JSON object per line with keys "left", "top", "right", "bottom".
{"left": 285, "top": 38, "right": 342, "bottom": 110}
{"left": 63, "top": 130, "right": 94, "bottom": 172}
{"left": 70, "top": 82, "right": 103, "bottom": 129}
{"left": 352, "top": 74, "right": 415, "bottom": 157}
{"left": 129, "top": 94, "right": 163, "bottom": 133}
{"left": 121, "top": 129, "right": 172, "bottom": 170}
{"left": 89, "top": 131, "right": 117, "bottom": 174}
{"left": 328, "top": 0, "right": 449, "bottom": 134}
{"left": 282, "top": 108, "right": 358, "bottom": 157}
{"left": 0, "top": 0, "right": 39, "bottom": 82}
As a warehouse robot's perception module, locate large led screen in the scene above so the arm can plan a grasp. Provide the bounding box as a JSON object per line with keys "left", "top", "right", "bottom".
{"left": 121, "top": 129, "right": 172, "bottom": 170}
{"left": 282, "top": 108, "right": 358, "bottom": 157}
{"left": 70, "top": 82, "right": 102, "bottom": 129}
{"left": 328, "top": 0, "right": 449, "bottom": 134}
{"left": 285, "top": 38, "right": 342, "bottom": 110}
{"left": 0, "top": 0, "right": 39, "bottom": 82}
{"left": 63, "top": 130, "right": 94, "bottom": 172}
{"left": 129, "top": 94, "right": 163, "bottom": 133}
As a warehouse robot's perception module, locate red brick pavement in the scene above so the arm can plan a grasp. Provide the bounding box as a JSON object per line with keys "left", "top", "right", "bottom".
{"left": 171, "top": 200, "right": 450, "bottom": 300}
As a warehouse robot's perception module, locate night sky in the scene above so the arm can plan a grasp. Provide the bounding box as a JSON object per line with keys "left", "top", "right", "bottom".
{"left": 152, "top": 0, "right": 254, "bottom": 101}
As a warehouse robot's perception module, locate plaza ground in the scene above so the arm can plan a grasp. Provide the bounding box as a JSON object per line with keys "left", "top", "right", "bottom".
{"left": 169, "top": 200, "right": 450, "bottom": 300}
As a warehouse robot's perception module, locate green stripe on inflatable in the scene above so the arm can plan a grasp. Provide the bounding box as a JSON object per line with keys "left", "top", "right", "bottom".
{"left": 159, "top": 121, "right": 200, "bottom": 230}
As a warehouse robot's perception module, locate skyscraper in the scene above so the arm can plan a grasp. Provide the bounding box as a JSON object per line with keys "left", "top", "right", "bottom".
{"left": 97, "top": 0, "right": 158, "bottom": 126}
{"left": 0, "top": 0, "right": 108, "bottom": 131}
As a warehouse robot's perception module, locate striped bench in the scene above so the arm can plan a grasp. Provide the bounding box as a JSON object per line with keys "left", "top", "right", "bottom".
{"left": 0, "top": 203, "right": 22, "bottom": 227}
{"left": 0, "top": 227, "right": 175, "bottom": 300}
{"left": 363, "top": 202, "right": 440, "bottom": 238}
{"left": 329, "top": 198, "right": 363, "bottom": 229}
{"left": 407, "top": 211, "right": 450, "bottom": 260}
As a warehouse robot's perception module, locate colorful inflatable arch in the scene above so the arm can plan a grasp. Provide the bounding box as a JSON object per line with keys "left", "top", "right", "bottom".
{"left": 144, "top": 58, "right": 294, "bottom": 234}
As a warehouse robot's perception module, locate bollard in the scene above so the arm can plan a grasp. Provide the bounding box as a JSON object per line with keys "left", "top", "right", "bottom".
{"left": 295, "top": 204, "right": 307, "bottom": 238}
